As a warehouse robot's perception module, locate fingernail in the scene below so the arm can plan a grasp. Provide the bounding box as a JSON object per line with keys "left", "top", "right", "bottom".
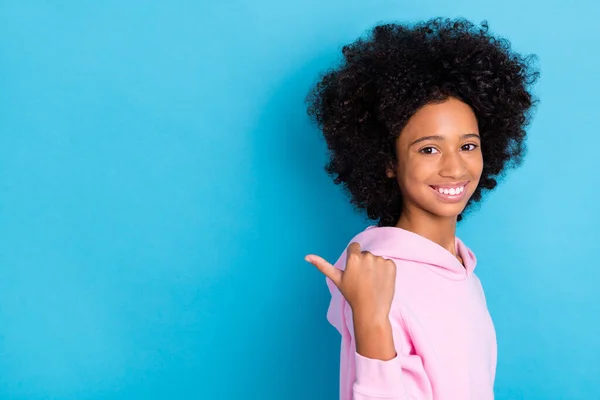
{"left": 304, "top": 255, "right": 313, "bottom": 263}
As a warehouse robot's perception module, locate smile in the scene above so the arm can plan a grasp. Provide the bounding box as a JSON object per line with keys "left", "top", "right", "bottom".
{"left": 429, "top": 182, "right": 469, "bottom": 202}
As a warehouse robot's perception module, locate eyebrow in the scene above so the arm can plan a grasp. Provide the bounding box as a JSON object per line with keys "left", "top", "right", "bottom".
{"left": 410, "top": 133, "right": 481, "bottom": 147}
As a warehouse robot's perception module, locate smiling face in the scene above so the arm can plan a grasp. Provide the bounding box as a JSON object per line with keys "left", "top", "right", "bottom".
{"left": 387, "top": 97, "right": 484, "bottom": 221}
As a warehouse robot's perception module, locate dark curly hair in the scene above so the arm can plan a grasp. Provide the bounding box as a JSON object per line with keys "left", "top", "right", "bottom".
{"left": 305, "top": 17, "right": 540, "bottom": 227}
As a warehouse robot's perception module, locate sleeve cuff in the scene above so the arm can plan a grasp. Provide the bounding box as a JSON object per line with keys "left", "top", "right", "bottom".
{"left": 354, "top": 351, "right": 406, "bottom": 396}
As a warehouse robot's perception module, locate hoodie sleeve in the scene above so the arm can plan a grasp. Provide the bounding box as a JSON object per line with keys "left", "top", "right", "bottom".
{"left": 353, "top": 353, "right": 414, "bottom": 399}
{"left": 328, "top": 269, "right": 432, "bottom": 399}
{"left": 348, "top": 308, "right": 433, "bottom": 400}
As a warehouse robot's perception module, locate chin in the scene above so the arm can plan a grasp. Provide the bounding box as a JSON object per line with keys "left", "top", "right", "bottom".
{"left": 426, "top": 203, "right": 468, "bottom": 219}
{"left": 434, "top": 209, "right": 465, "bottom": 219}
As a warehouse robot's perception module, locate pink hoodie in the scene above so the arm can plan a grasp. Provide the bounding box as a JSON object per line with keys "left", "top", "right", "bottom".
{"left": 326, "top": 225, "right": 497, "bottom": 399}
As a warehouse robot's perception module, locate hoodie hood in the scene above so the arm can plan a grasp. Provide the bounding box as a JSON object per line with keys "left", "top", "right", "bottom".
{"left": 326, "top": 225, "right": 477, "bottom": 333}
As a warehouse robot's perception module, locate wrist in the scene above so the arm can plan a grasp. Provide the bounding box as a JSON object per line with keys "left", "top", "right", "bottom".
{"left": 353, "top": 317, "right": 395, "bottom": 361}
{"left": 352, "top": 309, "right": 390, "bottom": 327}
{"left": 353, "top": 315, "right": 391, "bottom": 336}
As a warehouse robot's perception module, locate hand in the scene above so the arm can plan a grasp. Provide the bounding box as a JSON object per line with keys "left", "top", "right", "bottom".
{"left": 305, "top": 242, "right": 396, "bottom": 323}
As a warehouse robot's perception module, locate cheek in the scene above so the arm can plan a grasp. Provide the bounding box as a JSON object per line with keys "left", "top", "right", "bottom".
{"left": 470, "top": 153, "right": 484, "bottom": 179}
{"left": 463, "top": 153, "right": 484, "bottom": 193}
{"left": 396, "top": 159, "right": 432, "bottom": 194}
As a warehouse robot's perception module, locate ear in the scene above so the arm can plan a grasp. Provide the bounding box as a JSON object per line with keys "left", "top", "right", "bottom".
{"left": 385, "top": 161, "right": 397, "bottom": 179}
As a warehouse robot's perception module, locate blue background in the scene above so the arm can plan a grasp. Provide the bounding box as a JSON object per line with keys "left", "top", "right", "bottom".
{"left": 0, "top": 1, "right": 598, "bottom": 399}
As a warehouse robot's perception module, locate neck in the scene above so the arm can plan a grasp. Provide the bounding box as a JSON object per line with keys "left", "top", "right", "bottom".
{"left": 395, "top": 207, "right": 458, "bottom": 257}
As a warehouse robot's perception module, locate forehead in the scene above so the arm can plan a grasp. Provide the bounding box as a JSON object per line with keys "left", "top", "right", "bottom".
{"left": 399, "top": 97, "right": 479, "bottom": 141}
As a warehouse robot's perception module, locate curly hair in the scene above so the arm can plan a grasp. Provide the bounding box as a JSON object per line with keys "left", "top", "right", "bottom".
{"left": 305, "top": 17, "right": 540, "bottom": 227}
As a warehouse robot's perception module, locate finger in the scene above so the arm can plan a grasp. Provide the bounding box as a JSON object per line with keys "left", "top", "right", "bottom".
{"left": 347, "top": 242, "right": 362, "bottom": 257}
{"left": 305, "top": 254, "right": 343, "bottom": 287}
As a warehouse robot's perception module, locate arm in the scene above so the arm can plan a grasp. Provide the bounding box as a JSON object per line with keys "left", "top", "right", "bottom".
{"left": 353, "top": 315, "right": 396, "bottom": 361}
{"left": 307, "top": 243, "right": 432, "bottom": 399}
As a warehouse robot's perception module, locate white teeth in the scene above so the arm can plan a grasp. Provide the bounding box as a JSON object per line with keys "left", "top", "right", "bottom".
{"left": 437, "top": 186, "right": 464, "bottom": 196}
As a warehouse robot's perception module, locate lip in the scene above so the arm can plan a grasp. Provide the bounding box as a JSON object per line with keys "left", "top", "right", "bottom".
{"left": 430, "top": 181, "right": 469, "bottom": 189}
{"left": 429, "top": 182, "right": 469, "bottom": 203}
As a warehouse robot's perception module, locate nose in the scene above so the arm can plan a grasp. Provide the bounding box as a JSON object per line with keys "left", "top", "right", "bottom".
{"left": 439, "top": 150, "right": 467, "bottom": 179}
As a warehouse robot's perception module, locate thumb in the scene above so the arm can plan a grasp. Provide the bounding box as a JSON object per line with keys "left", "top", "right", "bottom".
{"left": 305, "top": 254, "right": 343, "bottom": 287}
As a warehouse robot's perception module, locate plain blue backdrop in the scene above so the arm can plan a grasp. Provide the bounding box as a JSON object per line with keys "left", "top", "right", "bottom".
{"left": 0, "top": 1, "right": 598, "bottom": 399}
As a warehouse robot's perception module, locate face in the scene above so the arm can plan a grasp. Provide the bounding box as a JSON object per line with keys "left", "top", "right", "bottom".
{"left": 386, "top": 97, "right": 483, "bottom": 220}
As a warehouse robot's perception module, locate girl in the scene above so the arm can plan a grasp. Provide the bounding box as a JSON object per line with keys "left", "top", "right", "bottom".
{"left": 304, "top": 18, "right": 539, "bottom": 399}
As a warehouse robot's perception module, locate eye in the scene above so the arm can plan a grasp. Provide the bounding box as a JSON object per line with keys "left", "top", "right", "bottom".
{"left": 461, "top": 143, "right": 479, "bottom": 151}
{"left": 419, "top": 146, "right": 439, "bottom": 155}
